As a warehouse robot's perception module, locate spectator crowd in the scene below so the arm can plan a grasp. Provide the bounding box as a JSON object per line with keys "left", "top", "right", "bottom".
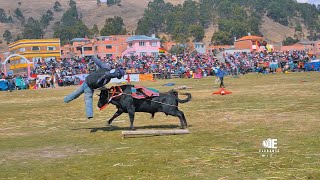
{"left": 0, "top": 49, "right": 319, "bottom": 91}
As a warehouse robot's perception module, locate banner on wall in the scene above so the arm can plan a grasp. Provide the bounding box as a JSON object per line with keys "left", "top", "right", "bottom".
{"left": 37, "top": 75, "right": 51, "bottom": 80}
{"left": 73, "top": 74, "right": 88, "bottom": 81}
{"left": 110, "top": 74, "right": 139, "bottom": 83}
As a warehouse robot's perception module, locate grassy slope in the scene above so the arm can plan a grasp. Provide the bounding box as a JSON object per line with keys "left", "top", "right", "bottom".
{"left": 0, "top": 0, "right": 303, "bottom": 52}
{"left": 0, "top": 72, "right": 320, "bottom": 179}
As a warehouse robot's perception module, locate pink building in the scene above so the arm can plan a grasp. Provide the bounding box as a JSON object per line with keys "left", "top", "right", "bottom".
{"left": 122, "top": 35, "right": 160, "bottom": 57}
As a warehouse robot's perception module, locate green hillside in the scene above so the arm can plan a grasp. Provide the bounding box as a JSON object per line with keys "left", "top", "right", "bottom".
{"left": 136, "top": 0, "right": 320, "bottom": 44}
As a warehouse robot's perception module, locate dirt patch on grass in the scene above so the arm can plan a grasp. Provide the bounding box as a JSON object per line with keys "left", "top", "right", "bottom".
{"left": 0, "top": 146, "right": 95, "bottom": 163}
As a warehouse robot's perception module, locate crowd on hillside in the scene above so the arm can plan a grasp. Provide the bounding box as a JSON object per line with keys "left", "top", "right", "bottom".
{"left": 0, "top": 49, "right": 319, "bottom": 91}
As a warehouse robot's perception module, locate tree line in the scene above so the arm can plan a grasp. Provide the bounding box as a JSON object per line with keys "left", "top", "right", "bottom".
{"left": 135, "top": 0, "right": 320, "bottom": 45}
{"left": 2, "top": 0, "right": 127, "bottom": 45}
{"left": 2, "top": 0, "right": 320, "bottom": 46}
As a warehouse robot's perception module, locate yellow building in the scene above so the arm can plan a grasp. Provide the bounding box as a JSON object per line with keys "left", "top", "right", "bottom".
{"left": 7, "top": 39, "right": 61, "bottom": 73}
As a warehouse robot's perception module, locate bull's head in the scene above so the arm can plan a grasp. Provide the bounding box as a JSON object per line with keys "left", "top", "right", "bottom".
{"left": 97, "top": 89, "right": 109, "bottom": 109}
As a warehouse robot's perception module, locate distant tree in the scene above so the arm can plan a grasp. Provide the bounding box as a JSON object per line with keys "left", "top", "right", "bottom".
{"left": 282, "top": 37, "right": 299, "bottom": 46}
{"left": 100, "top": 16, "right": 126, "bottom": 36}
{"left": 41, "top": 10, "right": 54, "bottom": 28}
{"left": 3, "top": 30, "right": 12, "bottom": 44}
{"left": 172, "top": 22, "right": 189, "bottom": 43}
{"left": 136, "top": 0, "right": 171, "bottom": 35}
{"left": 53, "top": 2, "right": 91, "bottom": 44}
{"left": 22, "top": 17, "right": 44, "bottom": 39}
{"left": 136, "top": 17, "right": 153, "bottom": 35}
{"left": 15, "top": 35, "right": 22, "bottom": 41}
{"left": 0, "top": 8, "right": 9, "bottom": 23}
{"left": 295, "top": 23, "right": 302, "bottom": 32}
{"left": 53, "top": 1, "right": 62, "bottom": 12}
{"left": 107, "top": 0, "right": 121, "bottom": 6}
{"left": 266, "top": 1, "right": 291, "bottom": 26}
{"left": 211, "top": 31, "right": 233, "bottom": 45}
{"left": 91, "top": 24, "right": 99, "bottom": 36}
{"left": 199, "top": 0, "right": 214, "bottom": 28}
{"left": 14, "top": 8, "right": 24, "bottom": 21}
{"left": 60, "top": 5, "right": 79, "bottom": 27}
{"left": 7, "top": 16, "right": 13, "bottom": 23}
{"left": 188, "top": 24, "right": 205, "bottom": 42}
{"left": 169, "top": 45, "right": 185, "bottom": 55}
{"left": 160, "top": 36, "right": 167, "bottom": 43}
{"left": 69, "top": 0, "right": 76, "bottom": 7}
{"left": 97, "top": 0, "right": 101, "bottom": 6}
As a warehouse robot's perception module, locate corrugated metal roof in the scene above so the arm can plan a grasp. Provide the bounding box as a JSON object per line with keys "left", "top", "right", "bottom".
{"left": 71, "top": 38, "right": 90, "bottom": 42}
{"left": 126, "top": 35, "right": 159, "bottom": 42}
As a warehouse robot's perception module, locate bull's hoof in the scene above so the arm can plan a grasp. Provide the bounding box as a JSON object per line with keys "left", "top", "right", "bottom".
{"left": 129, "top": 127, "right": 136, "bottom": 131}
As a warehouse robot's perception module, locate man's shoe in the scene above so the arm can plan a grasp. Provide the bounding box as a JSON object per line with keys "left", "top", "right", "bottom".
{"left": 87, "top": 117, "right": 93, "bottom": 120}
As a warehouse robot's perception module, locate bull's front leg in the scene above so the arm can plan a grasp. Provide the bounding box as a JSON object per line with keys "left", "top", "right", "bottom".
{"left": 127, "top": 106, "right": 136, "bottom": 130}
{"left": 107, "top": 109, "right": 123, "bottom": 126}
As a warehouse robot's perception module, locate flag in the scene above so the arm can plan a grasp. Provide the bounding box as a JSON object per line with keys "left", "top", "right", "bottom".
{"left": 159, "top": 48, "right": 166, "bottom": 54}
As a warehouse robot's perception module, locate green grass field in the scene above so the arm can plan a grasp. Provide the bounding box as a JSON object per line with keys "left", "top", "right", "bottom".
{"left": 1, "top": 72, "right": 320, "bottom": 179}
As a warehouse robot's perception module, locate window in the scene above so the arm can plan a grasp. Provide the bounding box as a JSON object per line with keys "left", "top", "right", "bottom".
{"left": 83, "top": 47, "right": 92, "bottom": 51}
{"left": 140, "top": 52, "right": 146, "bottom": 56}
{"left": 106, "top": 45, "right": 112, "bottom": 49}
{"left": 94, "top": 46, "right": 98, "bottom": 51}
{"left": 32, "top": 46, "right": 40, "bottom": 51}
{"left": 139, "top": 42, "right": 145, "bottom": 46}
{"left": 151, "top": 52, "right": 158, "bottom": 57}
{"left": 106, "top": 54, "right": 113, "bottom": 57}
{"left": 151, "top": 42, "right": 158, "bottom": 47}
{"left": 47, "top": 46, "right": 56, "bottom": 51}
{"left": 19, "top": 48, "right": 25, "bottom": 52}
{"left": 129, "top": 43, "right": 133, "bottom": 47}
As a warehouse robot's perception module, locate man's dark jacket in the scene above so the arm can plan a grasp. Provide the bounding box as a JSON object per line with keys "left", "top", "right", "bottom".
{"left": 85, "top": 57, "right": 116, "bottom": 89}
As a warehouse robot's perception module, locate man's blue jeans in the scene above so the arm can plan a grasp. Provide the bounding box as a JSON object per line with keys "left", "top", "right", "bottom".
{"left": 64, "top": 82, "right": 94, "bottom": 118}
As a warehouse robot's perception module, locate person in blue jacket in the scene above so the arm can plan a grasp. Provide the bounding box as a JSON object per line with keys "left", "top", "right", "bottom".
{"left": 64, "top": 56, "right": 125, "bottom": 119}
{"left": 217, "top": 66, "right": 226, "bottom": 88}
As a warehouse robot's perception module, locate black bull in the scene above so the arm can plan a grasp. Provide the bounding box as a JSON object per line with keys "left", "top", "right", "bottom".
{"left": 97, "top": 85, "right": 192, "bottom": 130}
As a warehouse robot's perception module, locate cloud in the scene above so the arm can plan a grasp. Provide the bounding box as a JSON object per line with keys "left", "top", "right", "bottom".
{"left": 297, "top": 0, "right": 308, "bottom": 2}
{"left": 296, "top": 0, "right": 320, "bottom": 5}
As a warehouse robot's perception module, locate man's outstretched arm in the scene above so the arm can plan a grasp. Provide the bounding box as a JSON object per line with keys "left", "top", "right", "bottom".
{"left": 91, "top": 56, "right": 112, "bottom": 70}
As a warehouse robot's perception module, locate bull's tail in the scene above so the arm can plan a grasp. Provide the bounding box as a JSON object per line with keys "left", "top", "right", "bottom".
{"left": 169, "top": 90, "right": 192, "bottom": 104}
{"left": 177, "top": 92, "right": 192, "bottom": 103}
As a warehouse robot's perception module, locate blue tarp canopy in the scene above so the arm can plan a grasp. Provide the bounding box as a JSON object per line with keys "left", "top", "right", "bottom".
{"left": 15, "top": 77, "right": 27, "bottom": 89}
{"left": 305, "top": 62, "right": 320, "bottom": 71}
{"left": 0, "top": 80, "right": 8, "bottom": 91}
